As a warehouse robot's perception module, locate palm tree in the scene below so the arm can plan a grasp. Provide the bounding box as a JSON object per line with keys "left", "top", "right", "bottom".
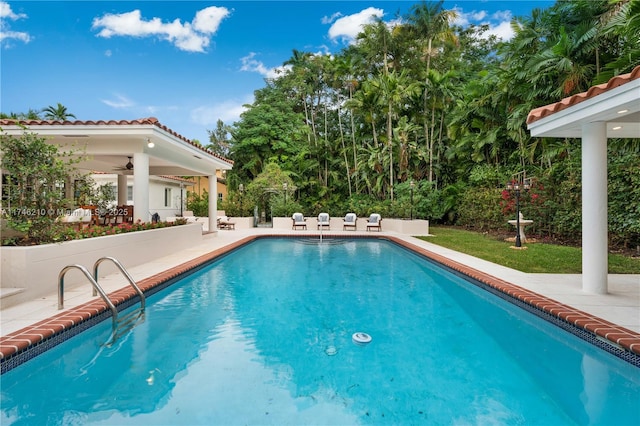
{"left": 423, "top": 68, "right": 456, "bottom": 183}
{"left": 597, "top": 0, "right": 640, "bottom": 82}
{"left": 0, "top": 109, "right": 42, "bottom": 119}
{"left": 528, "top": 25, "right": 596, "bottom": 97}
{"left": 406, "top": 1, "right": 457, "bottom": 183}
{"left": 369, "top": 71, "right": 421, "bottom": 200}
{"left": 42, "top": 103, "right": 76, "bottom": 121}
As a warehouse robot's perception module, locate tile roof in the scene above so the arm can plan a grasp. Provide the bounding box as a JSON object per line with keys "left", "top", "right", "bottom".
{"left": 0, "top": 116, "right": 234, "bottom": 165}
{"left": 527, "top": 66, "right": 640, "bottom": 125}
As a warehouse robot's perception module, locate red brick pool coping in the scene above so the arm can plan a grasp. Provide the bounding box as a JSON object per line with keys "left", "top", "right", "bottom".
{"left": 2, "top": 234, "right": 639, "bottom": 361}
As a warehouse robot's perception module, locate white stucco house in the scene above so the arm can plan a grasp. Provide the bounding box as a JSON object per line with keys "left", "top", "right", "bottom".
{"left": 0, "top": 117, "right": 234, "bottom": 232}
{"left": 91, "top": 173, "right": 193, "bottom": 221}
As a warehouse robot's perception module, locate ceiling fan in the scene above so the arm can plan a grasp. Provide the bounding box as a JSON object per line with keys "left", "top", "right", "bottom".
{"left": 114, "top": 156, "right": 133, "bottom": 171}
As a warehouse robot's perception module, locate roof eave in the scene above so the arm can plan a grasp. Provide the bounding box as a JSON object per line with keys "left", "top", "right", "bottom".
{"left": 527, "top": 79, "right": 640, "bottom": 139}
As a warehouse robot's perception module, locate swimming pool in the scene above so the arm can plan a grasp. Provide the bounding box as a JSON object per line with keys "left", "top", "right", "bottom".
{"left": 1, "top": 238, "right": 639, "bottom": 424}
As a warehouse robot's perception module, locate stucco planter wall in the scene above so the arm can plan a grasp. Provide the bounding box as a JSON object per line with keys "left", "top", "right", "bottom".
{"left": 222, "top": 217, "right": 254, "bottom": 229}
{"left": 381, "top": 219, "right": 430, "bottom": 235}
{"left": 270, "top": 216, "right": 429, "bottom": 234}
{"left": 1, "top": 223, "right": 203, "bottom": 308}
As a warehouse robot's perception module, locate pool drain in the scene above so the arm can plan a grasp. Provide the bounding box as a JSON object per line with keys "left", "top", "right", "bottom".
{"left": 325, "top": 346, "right": 338, "bottom": 356}
{"left": 352, "top": 332, "right": 372, "bottom": 345}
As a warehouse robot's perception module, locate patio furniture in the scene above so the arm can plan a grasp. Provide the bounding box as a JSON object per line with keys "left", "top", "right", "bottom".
{"left": 102, "top": 205, "right": 133, "bottom": 225}
{"left": 59, "top": 207, "right": 94, "bottom": 230}
{"left": 317, "top": 213, "right": 330, "bottom": 230}
{"left": 217, "top": 216, "right": 236, "bottom": 230}
{"left": 343, "top": 213, "right": 357, "bottom": 230}
{"left": 366, "top": 213, "right": 382, "bottom": 231}
{"left": 292, "top": 213, "right": 307, "bottom": 230}
{"left": 79, "top": 205, "right": 100, "bottom": 226}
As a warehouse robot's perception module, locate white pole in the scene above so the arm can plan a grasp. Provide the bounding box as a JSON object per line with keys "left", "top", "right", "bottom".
{"left": 208, "top": 173, "right": 217, "bottom": 233}
{"left": 133, "top": 153, "right": 149, "bottom": 223}
{"left": 581, "top": 122, "right": 608, "bottom": 294}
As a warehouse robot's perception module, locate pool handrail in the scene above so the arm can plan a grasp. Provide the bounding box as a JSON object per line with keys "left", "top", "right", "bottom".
{"left": 93, "top": 256, "right": 146, "bottom": 310}
{"left": 58, "top": 264, "right": 118, "bottom": 320}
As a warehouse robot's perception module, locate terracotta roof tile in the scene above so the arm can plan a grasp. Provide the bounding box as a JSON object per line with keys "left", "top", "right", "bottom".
{"left": 0, "top": 116, "right": 234, "bottom": 165}
{"left": 527, "top": 66, "right": 640, "bottom": 125}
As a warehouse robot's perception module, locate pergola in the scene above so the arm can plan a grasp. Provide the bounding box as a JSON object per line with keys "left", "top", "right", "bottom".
{"left": 0, "top": 117, "right": 234, "bottom": 232}
{"left": 527, "top": 66, "right": 640, "bottom": 294}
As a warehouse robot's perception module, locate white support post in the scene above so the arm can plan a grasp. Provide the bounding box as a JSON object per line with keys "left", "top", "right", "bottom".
{"left": 582, "top": 122, "right": 608, "bottom": 294}
{"left": 133, "top": 153, "right": 150, "bottom": 223}
{"left": 208, "top": 173, "right": 218, "bottom": 233}
{"left": 117, "top": 174, "right": 128, "bottom": 205}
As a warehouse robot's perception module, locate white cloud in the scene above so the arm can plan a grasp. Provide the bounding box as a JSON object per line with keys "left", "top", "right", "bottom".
{"left": 327, "top": 7, "right": 384, "bottom": 44}
{"left": 193, "top": 6, "right": 229, "bottom": 34}
{"left": 191, "top": 97, "right": 251, "bottom": 126}
{"left": 92, "top": 6, "right": 230, "bottom": 53}
{"left": 0, "top": 29, "right": 30, "bottom": 43}
{"left": 0, "top": 1, "right": 26, "bottom": 20}
{"left": 240, "top": 52, "right": 290, "bottom": 79}
{"left": 101, "top": 93, "right": 135, "bottom": 109}
{"left": 321, "top": 12, "right": 342, "bottom": 25}
{"left": 452, "top": 7, "right": 514, "bottom": 41}
{"left": 492, "top": 10, "right": 512, "bottom": 22}
{"left": 0, "top": 1, "right": 31, "bottom": 46}
{"left": 485, "top": 20, "right": 514, "bottom": 40}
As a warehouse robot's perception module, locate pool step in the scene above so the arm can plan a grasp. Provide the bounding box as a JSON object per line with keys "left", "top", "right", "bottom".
{"left": 106, "top": 308, "right": 145, "bottom": 346}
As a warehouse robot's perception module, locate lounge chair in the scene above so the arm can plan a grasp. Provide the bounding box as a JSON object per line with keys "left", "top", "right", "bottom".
{"left": 343, "top": 213, "right": 357, "bottom": 230}
{"left": 292, "top": 212, "right": 307, "bottom": 230}
{"left": 79, "top": 205, "right": 100, "bottom": 226}
{"left": 217, "top": 216, "right": 235, "bottom": 230}
{"left": 59, "top": 207, "right": 93, "bottom": 230}
{"left": 366, "top": 213, "right": 382, "bottom": 231}
{"left": 317, "top": 213, "right": 330, "bottom": 230}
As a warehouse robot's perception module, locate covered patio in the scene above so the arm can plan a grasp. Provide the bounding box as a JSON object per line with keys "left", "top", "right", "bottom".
{"left": 527, "top": 66, "right": 640, "bottom": 294}
{"left": 0, "top": 117, "right": 233, "bottom": 232}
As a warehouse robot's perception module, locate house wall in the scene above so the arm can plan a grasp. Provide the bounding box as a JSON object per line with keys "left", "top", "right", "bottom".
{"left": 186, "top": 173, "right": 228, "bottom": 202}
{"left": 92, "top": 174, "right": 188, "bottom": 221}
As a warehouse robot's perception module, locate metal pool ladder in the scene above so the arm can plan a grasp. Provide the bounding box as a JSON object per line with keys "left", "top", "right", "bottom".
{"left": 58, "top": 256, "right": 146, "bottom": 344}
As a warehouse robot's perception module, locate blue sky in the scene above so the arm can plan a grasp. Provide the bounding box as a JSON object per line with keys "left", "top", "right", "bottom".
{"left": 1, "top": 0, "right": 554, "bottom": 144}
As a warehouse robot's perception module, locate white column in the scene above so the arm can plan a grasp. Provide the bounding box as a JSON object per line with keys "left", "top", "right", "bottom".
{"left": 582, "top": 122, "right": 608, "bottom": 294}
{"left": 117, "top": 174, "right": 128, "bottom": 205}
{"left": 208, "top": 173, "right": 218, "bottom": 232}
{"left": 133, "top": 153, "right": 150, "bottom": 223}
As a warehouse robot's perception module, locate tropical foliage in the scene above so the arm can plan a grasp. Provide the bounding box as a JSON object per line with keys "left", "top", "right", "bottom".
{"left": 214, "top": 0, "right": 639, "bottom": 247}
{"left": 1, "top": 131, "right": 78, "bottom": 244}
{"left": 1, "top": 103, "right": 76, "bottom": 121}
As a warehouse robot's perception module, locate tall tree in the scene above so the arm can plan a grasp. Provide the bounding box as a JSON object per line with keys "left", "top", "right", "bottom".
{"left": 369, "top": 70, "right": 421, "bottom": 200}
{"left": 206, "top": 119, "right": 232, "bottom": 157}
{"left": 407, "top": 1, "right": 457, "bottom": 183}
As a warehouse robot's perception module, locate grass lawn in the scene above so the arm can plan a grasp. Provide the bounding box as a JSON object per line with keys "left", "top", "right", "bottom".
{"left": 417, "top": 226, "right": 640, "bottom": 274}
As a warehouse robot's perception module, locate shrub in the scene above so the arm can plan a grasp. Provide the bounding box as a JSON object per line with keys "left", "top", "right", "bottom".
{"left": 456, "top": 186, "right": 505, "bottom": 231}
{"left": 1, "top": 131, "right": 78, "bottom": 245}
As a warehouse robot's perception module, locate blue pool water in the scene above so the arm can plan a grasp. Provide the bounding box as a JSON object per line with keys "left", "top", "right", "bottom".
{"left": 1, "top": 239, "right": 639, "bottom": 425}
